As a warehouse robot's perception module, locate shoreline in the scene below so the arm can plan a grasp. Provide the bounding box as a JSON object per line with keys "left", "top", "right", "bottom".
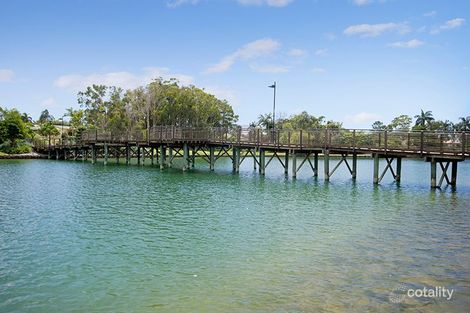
{"left": 0, "top": 152, "right": 48, "bottom": 159}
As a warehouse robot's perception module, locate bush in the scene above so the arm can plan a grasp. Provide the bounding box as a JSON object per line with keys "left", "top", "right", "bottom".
{"left": 0, "top": 139, "right": 32, "bottom": 154}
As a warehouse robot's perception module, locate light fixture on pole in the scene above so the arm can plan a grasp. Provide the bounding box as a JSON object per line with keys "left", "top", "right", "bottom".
{"left": 268, "top": 82, "right": 276, "bottom": 129}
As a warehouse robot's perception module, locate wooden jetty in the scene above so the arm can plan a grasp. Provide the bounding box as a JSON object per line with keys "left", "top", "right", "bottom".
{"left": 34, "top": 127, "right": 469, "bottom": 188}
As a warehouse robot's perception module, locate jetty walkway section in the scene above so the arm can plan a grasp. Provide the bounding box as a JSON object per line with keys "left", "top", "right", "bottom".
{"left": 34, "top": 127, "right": 469, "bottom": 188}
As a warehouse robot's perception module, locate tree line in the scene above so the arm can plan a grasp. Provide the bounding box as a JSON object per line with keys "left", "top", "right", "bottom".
{"left": 372, "top": 110, "right": 470, "bottom": 132}
{"left": 250, "top": 111, "right": 343, "bottom": 130}
{"left": 1, "top": 78, "right": 239, "bottom": 153}
{"left": 1, "top": 77, "right": 469, "bottom": 154}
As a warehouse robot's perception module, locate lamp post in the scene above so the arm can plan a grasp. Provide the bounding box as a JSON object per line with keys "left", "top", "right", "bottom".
{"left": 268, "top": 82, "right": 276, "bottom": 129}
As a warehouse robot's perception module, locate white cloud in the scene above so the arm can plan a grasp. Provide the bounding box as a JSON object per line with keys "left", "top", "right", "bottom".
{"left": 204, "top": 86, "right": 239, "bottom": 106}
{"left": 345, "top": 112, "right": 382, "bottom": 124}
{"left": 430, "top": 18, "right": 465, "bottom": 34}
{"left": 344, "top": 22, "right": 410, "bottom": 37}
{"left": 249, "top": 64, "right": 290, "bottom": 73}
{"left": 205, "top": 38, "right": 281, "bottom": 74}
{"left": 352, "top": 0, "right": 372, "bottom": 6}
{"left": 167, "top": 0, "right": 293, "bottom": 7}
{"left": 312, "top": 67, "right": 326, "bottom": 74}
{"left": 166, "top": 0, "right": 200, "bottom": 8}
{"left": 237, "top": 0, "right": 293, "bottom": 7}
{"left": 40, "top": 97, "right": 58, "bottom": 109}
{"left": 287, "top": 48, "right": 307, "bottom": 57}
{"left": 351, "top": 0, "right": 388, "bottom": 6}
{"left": 0, "top": 69, "right": 14, "bottom": 82}
{"left": 423, "top": 11, "right": 436, "bottom": 17}
{"left": 54, "top": 67, "right": 194, "bottom": 91}
{"left": 388, "top": 39, "right": 424, "bottom": 48}
{"left": 315, "top": 48, "right": 328, "bottom": 56}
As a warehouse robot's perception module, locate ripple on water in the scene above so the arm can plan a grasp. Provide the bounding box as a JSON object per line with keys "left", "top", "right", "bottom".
{"left": 0, "top": 159, "right": 469, "bottom": 312}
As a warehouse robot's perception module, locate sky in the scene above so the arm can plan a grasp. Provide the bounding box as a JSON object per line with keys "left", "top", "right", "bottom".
{"left": 0, "top": 0, "right": 469, "bottom": 128}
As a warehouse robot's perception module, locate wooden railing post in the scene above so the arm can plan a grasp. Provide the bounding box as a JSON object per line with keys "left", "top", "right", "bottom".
{"left": 440, "top": 133, "right": 443, "bottom": 154}
{"left": 299, "top": 130, "right": 303, "bottom": 149}
{"left": 353, "top": 129, "right": 356, "bottom": 150}
{"left": 463, "top": 132, "right": 466, "bottom": 156}
{"left": 420, "top": 131, "right": 424, "bottom": 155}
{"left": 324, "top": 129, "right": 328, "bottom": 149}
{"left": 384, "top": 130, "right": 388, "bottom": 152}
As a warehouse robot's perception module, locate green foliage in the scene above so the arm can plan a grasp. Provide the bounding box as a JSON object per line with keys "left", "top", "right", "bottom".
{"left": 39, "top": 121, "right": 60, "bottom": 146}
{"left": 77, "top": 78, "right": 238, "bottom": 132}
{"left": 414, "top": 109, "right": 434, "bottom": 128}
{"left": 39, "top": 109, "right": 54, "bottom": 123}
{"left": 255, "top": 113, "right": 273, "bottom": 129}
{"left": 0, "top": 107, "right": 33, "bottom": 153}
{"left": 269, "top": 111, "right": 341, "bottom": 130}
{"left": 372, "top": 121, "right": 387, "bottom": 130}
{"left": 427, "top": 120, "right": 454, "bottom": 132}
{"left": 388, "top": 115, "right": 412, "bottom": 131}
{"left": 454, "top": 116, "right": 470, "bottom": 131}
{"left": 0, "top": 140, "right": 31, "bottom": 154}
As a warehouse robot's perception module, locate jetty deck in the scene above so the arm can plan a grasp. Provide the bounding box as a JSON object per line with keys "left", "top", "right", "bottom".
{"left": 34, "top": 127, "right": 469, "bottom": 188}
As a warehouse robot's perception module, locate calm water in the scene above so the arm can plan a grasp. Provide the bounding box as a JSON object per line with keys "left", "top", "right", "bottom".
{"left": 1, "top": 157, "right": 469, "bottom": 312}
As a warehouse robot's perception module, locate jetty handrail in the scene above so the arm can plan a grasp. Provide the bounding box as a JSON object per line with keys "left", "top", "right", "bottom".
{"left": 33, "top": 127, "right": 469, "bottom": 157}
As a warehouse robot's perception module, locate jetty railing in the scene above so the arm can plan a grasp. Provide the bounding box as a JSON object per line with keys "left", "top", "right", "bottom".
{"left": 33, "top": 127, "right": 469, "bottom": 157}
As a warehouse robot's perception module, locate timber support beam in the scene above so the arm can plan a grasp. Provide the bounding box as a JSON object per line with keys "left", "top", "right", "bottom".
{"left": 427, "top": 157, "right": 460, "bottom": 189}
{"left": 373, "top": 154, "right": 403, "bottom": 184}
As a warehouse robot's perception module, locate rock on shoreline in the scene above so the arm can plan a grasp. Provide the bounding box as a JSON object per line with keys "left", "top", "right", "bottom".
{"left": 0, "top": 152, "right": 48, "bottom": 159}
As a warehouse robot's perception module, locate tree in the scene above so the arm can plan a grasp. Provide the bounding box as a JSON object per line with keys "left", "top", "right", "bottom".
{"left": 0, "top": 108, "right": 28, "bottom": 146}
{"left": 325, "top": 120, "right": 342, "bottom": 129}
{"left": 249, "top": 121, "right": 258, "bottom": 129}
{"left": 427, "top": 120, "right": 454, "bottom": 132}
{"left": 78, "top": 84, "right": 110, "bottom": 129}
{"left": 257, "top": 113, "right": 273, "bottom": 129}
{"left": 21, "top": 113, "right": 33, "bottom": 124}
{"left": 75, "top": 78, "right": 239, "bottom": 132}
{"left": 455, "top": 116, "right": 470, "bottom": 131}
{"left": 414, "top": 109, "right": 434, "bottom": 128}
{"left": 272, "top": 111, "right": 340, "bottom": 130}
{"left": 282, "top": 111, "right": 325, "bottom": 129}
{"left": 39, "top": 122, "right": 59, "bottom": 146}
{"left": 388, "top": 115, "right": 412, "bottom": 131}
{"left": 372, "top": 121, "right": 387, "bottom": 130}
{"left": 39, "top": 109, "right": 54, "bottom": 123}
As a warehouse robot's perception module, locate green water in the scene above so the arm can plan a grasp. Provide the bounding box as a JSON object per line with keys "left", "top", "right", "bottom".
{"left": 1, "top": 158, "right": 469, "bottom": 312}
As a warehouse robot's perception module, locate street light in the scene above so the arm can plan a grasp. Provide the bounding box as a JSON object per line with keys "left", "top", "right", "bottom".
{"left": 268, "top": 82, "right": 276, "bottom": 129}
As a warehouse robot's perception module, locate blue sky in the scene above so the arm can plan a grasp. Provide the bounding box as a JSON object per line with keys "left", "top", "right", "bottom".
{"left": 0, "top": 0, "right": 469, "bottom": 128}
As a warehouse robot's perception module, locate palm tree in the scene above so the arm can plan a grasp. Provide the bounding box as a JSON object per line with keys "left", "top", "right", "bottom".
{"left": 458, "top": 116, "right": 470, "bottom": 131}
{"left": 257, "top": 113, "right": 273, "bottom": 129}
{"left": 39, "top": 121, "right": 59, "bottom": 147}
{"left": 21, "top": 113, "right": 33, "bottom": 124}
{"left": 39, "top": 109, "right": 54, "bottom": 123}
{"left": 414, "top": 109, "right": 434, "bottom": 127}
{"left": 442, "top": 120, "right": 454, "bottom": 132}
{"left": 248, "top": 121, "right": 258, "bottom": 129}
